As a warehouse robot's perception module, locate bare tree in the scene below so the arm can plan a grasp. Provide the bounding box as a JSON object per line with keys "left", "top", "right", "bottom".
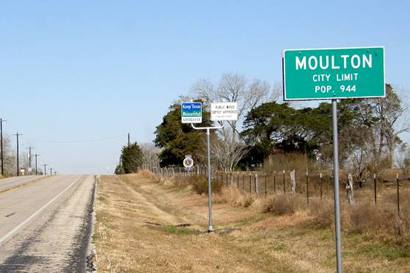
{"left": 374, "top": 84, "right": 408, "bottom": 167}
{"left": 192, "top": 73, "right": 274, "bottom": 171}
{"left": 2, "top": 135, "right": 16, "bottom": 176}
{"left": 140, "top": 143, "right": 160, "bottom": 169}
{"left": 345, "top": 84, "right": 408, "bottom": 181}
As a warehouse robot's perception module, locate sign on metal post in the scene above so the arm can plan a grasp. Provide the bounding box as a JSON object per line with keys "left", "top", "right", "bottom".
{"left": 211, "top": 102, "right": 238, "bottom": 121}
{"left": 181, "top": 102, "right": 202, "bottom": 124}
{"left": 184, "top": 101, "right": 238, "bottom": 233}
{"left": 282, "top": 46, "right": 385, "bottom": 273}
{"left": 183, "top": 155, "right": 194, "bottom": 169}
{"left": 283, "top": 47, "right": 385, "bottom": 100}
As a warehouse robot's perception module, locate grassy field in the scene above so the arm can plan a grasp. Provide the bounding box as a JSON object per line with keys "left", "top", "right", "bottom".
{"left": 94, "top": 173, "right": 410, "bottom": 273}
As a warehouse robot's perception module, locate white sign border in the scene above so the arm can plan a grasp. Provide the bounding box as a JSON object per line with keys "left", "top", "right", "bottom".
{"left": 282, "top": 46, "right": 386, "bottom": 101}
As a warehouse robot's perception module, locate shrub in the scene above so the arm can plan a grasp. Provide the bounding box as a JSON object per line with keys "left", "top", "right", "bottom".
{"left": 347, "top": 202, "right": 396, "bottom": 234}
{"left": 263, "top": 194, "right": 302, "bottom": 216}
{"left": 308, "top": 199, "right": 334, "bottom": 228}
{"left": 192, "top": 175, "right": 223, "bottom": 195}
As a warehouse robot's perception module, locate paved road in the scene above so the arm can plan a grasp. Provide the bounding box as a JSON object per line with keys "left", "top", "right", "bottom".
{"left": 0, "top": 176, "right": 44, "bottom": 193}
{"left": 0, "top": 175, "right": 96, "bottom": 273}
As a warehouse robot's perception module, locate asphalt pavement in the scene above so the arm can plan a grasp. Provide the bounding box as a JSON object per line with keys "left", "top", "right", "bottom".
{"left": 0, "top": 175, "right": 96, "bottom": 273}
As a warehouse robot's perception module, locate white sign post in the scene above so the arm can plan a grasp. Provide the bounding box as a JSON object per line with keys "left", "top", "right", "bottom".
{"left": 184, "top": 101, "right": 238, "bottom": 233}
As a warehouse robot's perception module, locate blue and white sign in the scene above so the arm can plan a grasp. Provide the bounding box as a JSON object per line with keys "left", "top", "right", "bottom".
{"left": 181, "top": 102, "right": 202, "bottom": 124}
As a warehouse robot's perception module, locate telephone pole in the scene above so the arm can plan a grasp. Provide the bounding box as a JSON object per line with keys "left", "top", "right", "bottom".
{"left": 14, "top": 132, "right": 22, "bottom": 176}
{"left": 35, "top": 154, "right": 39, "bottom": 175}
{"left": 43, "top": 164, "right": 47, "bottom": 176}
{"left": 0, "top": 118, "right": 5, "bottom": 176}
{"left": 128, "top": 133, "right": 131, "bottom": 147}
{"left": 28, "top": 146, "right": 33, "bottom": 174}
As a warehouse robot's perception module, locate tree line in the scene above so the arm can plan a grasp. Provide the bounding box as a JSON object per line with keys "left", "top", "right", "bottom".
{"left": 152, "top": 73, "right": 409, "bottom": 181}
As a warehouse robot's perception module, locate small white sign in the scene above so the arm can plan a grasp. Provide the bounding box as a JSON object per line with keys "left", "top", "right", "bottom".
{"left": 183, "top": 155, "right": 194, "bottom": 168}
{"left": 211, "top": 102, "right": 238, "bottom": 121}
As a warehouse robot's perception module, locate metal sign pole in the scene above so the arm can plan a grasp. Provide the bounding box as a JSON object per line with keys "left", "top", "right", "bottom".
{"left": 332, "top": 99, "right": 343, "bottom": 273}
{"left": 191, "top": 123, "right": 222, "bottom": 232}
{"left": 206, "top": 128, "right": 213, "bottom": 232}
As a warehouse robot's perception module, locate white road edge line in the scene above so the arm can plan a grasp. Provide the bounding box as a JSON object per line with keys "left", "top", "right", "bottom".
{"left": 0, "top": 177, "right": 82, "bottom": 246}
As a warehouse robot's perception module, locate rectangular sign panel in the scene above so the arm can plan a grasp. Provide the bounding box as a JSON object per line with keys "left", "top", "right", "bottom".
{"left": 282, "top": 47, "right": 385, "bottom": 100}
{"left": 211, "top": 102, "right": 238, "bottom": 121}
{"left": 181, "top": 102, "right": 202, "bottom": 123}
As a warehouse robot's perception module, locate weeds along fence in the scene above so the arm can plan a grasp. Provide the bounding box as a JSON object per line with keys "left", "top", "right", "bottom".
{"left": 143, "top": 165, "right": 410, "bottom": 213}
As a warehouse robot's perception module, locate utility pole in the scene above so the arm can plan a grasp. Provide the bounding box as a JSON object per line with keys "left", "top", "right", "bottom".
{"left": 14, "top": 132, "right": 22, "bottom": 176}
{"left": 128, "top": 133, "right": 131, "bottom": 147}
{"left": 0, "top": 118, "right": 5, "bottom": 176}
{"left": 28, "top": 146, "right": 32, "bottom": 174}
{"left": 43, "top": 164, "right": 47, "bottom": 176}
{"left": 35, "top": 154, "right": 39, "bottom": 175}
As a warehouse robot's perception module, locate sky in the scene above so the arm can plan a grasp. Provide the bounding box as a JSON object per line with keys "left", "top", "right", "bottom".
{"left": 0, "top": 0, "right": 409, "bottom": 174}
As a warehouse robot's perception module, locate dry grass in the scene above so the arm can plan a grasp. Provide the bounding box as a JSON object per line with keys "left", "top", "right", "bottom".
{"left": 95, "top": 173, "right": 410, "bottom": 273}
{"left": 215, "top": 187, "right": 255, "bottom": 208}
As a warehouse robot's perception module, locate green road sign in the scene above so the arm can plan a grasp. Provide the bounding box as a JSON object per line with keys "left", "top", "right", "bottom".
{"left": 283, "top": 47, "right": 385, "bottom": 100}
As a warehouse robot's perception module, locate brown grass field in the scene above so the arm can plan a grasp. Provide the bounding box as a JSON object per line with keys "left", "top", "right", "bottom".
{"left": 94, "top": 173, "right": 410, "bottom": 273}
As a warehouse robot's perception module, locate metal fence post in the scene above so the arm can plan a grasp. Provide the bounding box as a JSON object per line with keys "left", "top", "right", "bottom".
{"left": 373, "top": 173, "right": 377, "bottom": 204}
{"left": 396, "top": 173, "right": 400, "bottom": 216}
{"left": 320, "top": 173, "right": 323, "bottom": 200}
{"left": 282, "top": 170, "right": 286, "bottom": 194}
{"left": 306, "top": 171, "right": 309, "bottom": 204}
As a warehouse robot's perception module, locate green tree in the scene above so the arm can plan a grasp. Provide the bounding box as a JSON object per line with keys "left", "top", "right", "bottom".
{"left": 118, "top": 142, "right": 143, "bottom": 174}
{"left": 240, "top": 100, "right": 358, "bottom": 167}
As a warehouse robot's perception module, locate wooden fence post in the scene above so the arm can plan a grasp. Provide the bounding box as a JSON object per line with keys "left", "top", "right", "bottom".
{"left": 255, "top": 174, "right": 259, "bottom": 195}
{"left": 242, "top": 173, "right": 245, "bottom": 191}
{"left": 249, "top": 173, "right": 252, "bottom": 194}
{"left": 264, "top": 175, "right": 268, "bottom": 197}
{"left": 273, "top": 171, "right": 276, "bottom": 193}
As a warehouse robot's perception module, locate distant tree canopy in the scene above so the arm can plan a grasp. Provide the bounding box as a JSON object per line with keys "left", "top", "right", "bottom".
{"left": 154, "top": 103, "right": 211, "bottom": 167}
{"left": 115, "top": 142, "right": 143, "bottom": 174}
